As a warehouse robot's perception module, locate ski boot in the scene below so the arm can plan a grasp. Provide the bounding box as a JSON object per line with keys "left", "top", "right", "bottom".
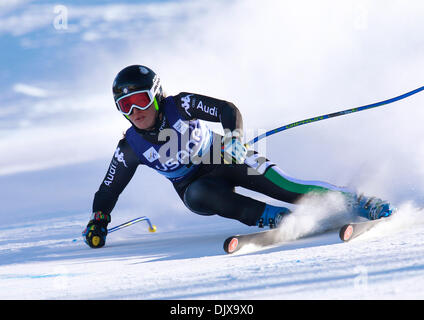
{"left": 256, "top": 204, "right": 291, "bottom": 228}
{"left": 349, "top": 194, "right": 396, "bottom": 220}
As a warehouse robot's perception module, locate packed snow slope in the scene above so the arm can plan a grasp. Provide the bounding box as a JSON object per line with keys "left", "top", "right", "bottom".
{"left": 1, "top": 0, "right": 424, "bottom": 299}
{"left": 1, "top": 163, "right": 424, "bottom": 300}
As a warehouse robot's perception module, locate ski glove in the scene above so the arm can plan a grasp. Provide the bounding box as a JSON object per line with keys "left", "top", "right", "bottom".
{"left": 221, "top": 131, "right": 247, "bottom": 164}
{"left": 82, "top": 211, "right": 111, "bottom": 248}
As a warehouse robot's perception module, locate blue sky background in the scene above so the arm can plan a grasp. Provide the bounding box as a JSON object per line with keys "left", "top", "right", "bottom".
{"left": 1, "top": 0, "right": 424, "bottom": 224}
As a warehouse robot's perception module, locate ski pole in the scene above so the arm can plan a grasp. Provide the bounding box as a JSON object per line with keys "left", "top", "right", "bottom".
{"left": 107, "top": 216, "right": 157, "bottom": 234}
{"left": 247, "top": 85, "right": 424, "bottom": 146}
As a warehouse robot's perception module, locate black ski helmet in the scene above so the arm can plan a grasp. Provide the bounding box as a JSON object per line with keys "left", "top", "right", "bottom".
{"left": 112, "top": 65, "right": 164, "bottom": 113}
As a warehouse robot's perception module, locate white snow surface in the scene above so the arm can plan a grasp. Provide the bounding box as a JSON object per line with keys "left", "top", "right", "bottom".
{"left": 1, "top": 172, "right": 424, "bottom": 300}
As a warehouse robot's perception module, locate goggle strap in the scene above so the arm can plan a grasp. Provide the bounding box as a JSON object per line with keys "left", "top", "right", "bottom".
{"left": 154, "top": 97, "right": 159, "bottom": 111}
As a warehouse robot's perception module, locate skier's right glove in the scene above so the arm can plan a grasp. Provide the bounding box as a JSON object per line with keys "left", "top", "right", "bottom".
{"left": 82, "top": 211, "right": 111, "bottom": 248}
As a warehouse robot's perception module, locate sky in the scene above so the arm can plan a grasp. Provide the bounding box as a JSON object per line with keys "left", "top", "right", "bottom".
{"left": 1, "top": 0, "right": 424, "bottom": 220}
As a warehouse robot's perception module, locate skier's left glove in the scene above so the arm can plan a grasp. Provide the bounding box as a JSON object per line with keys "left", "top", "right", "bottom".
{"left": 82, "top": 211, "right": 111, "bottom": 248}
{"left": 221, "top": 130, "right": 247, "bottom": 164}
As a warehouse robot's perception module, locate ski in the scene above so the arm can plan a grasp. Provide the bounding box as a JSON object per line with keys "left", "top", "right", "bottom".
{"left": 224, "top": 227, "right": 291, "bottom": 254}
{"left": 339, "top": 217, "right": 392, "bottom": 242}
{"left": 223, "top": 223, "right": 339, "bottom": 254}
{"left": 224, "top": 217, "right": 394, "bottom": 253}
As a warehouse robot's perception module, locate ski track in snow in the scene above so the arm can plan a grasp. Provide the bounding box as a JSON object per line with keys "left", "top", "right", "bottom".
{"left": 1, "top": 203, "right": 424, "bottom": 300}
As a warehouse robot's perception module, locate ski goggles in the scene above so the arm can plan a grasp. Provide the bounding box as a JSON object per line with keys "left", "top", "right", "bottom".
{"left": 115, "top": 90, "right": 157, "bottom": 116}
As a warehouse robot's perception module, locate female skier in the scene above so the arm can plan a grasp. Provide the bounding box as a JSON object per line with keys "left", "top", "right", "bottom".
{"left": 83, "top": 65, "right": 395, "bottom": 248}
